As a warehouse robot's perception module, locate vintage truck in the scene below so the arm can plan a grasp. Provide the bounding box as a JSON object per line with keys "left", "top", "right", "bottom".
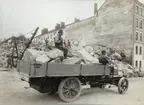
{"left": 17, "top": 60, "right": 129, "bottom": 102}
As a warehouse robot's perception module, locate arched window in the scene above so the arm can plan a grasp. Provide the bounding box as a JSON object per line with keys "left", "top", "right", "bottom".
{"left": 140, "top": 20, "right": 142, "bottom": 29}
{"left": 136, "top": 32, "right": 138, "bottom": 40}
{"left": 140, "top": 8, "right": 143, "bottom": 16}
{"left": 140, "top": 33, "right": 142, "bottom": 41}
{"left": 135, "top": 61, "right": 138, "bottom": 67}
{"left": 136, "top": 6, "right": 139, "bottom": 14}
{"left": 140, "top": 46, "right": 142, "bottom": 55}
{"left": 136, "top": 46, "right": 138, "bottom": 54}
{"left": 136, "top": 18, "right": 138, "bottom": 28}
{"left": 139, "top": 61, "right": 142, "bottom": 68}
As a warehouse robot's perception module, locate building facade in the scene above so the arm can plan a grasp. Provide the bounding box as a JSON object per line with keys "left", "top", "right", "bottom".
{"left": 33, "top": 0, "right": 144, "bottom": 70}
{"left": 133, "top": 0, "right": 144, "bottom": 69}
{"left": 94, "top": 0, "right": 144, "bottom": 69}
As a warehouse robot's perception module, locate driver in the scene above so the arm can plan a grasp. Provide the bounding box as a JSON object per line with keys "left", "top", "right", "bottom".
{"left": 98, "top": 50, "right": 110, "bottom": 65}
{"left": 98, "top": 50, "right": 115, "bottom": 75}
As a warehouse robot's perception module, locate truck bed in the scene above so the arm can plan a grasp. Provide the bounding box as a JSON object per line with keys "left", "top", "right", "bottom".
{"left": 17, "top": 60, "right": 118, "bottom": 78}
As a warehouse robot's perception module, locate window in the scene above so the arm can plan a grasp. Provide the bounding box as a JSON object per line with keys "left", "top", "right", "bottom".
{"left": 136, "top": 32, "right": 138, "bottom": 40}
{"left": 140, "top": 33, "right": 142, "bottom": 41}
{"left": 136, "top": 18, "right": 138, "bottom": 28}
{"left": 135, "top": 61, "right": 138, "bottom": 67}
{"left": 140, "top": 8, "right": 142, "bottom": 16}
{"left": 139, "top": 61, "right": 142, "bottom": 68}
{"left": 136, "top": 46, "right": 138, "bottom": 54}
{"left": 136, "top": 6, "right": 139, "bottom": 14}
{"left": 140, "top": 20, "right": 142, "bottom": 29}
{"left": 140, "top": 46, "right": 142, "bottom": 54}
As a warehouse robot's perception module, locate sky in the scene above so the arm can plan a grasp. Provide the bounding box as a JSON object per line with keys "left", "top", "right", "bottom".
{"left": 1, "top": 0, "right": 144, "bottom": 39}
{"left": 0, "top": 0, "right": 106, "bottom": 38}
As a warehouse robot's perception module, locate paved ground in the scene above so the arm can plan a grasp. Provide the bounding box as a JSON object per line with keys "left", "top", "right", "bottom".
{"left": 0, "top": 70, "right": 144, "bottom": 105}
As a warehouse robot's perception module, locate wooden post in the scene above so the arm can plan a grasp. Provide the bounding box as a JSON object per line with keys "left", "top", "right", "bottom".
{"left": 20, "top": 27, "right": 39, "bottom": 60}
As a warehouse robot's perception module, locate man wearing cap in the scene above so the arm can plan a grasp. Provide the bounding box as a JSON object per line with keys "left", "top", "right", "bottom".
{"left": 54, "top": 30, "right": 68, "bottom": 59}
{"left": 98, "top": 50, "right": 110, "bottom": 65}
{"left": 98, "top": 50, "right": 115, "bottom": 76}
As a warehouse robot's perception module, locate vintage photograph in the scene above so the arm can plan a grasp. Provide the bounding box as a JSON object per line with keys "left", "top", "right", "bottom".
{"left": 0, "top": 0, "right": 144, "bottom": 105}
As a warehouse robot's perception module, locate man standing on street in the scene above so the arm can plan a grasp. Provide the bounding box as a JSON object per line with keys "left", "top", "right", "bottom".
{"left": 6, "top": 55, "right": 12, "bottom": 69}
{"left": 54, "top": 30, "right": 68, "bottom": 59}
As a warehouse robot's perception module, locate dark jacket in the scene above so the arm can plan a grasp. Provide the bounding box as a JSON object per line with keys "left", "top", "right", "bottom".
{"left": 54, "top": 36, "right": 63, "bottom": 46}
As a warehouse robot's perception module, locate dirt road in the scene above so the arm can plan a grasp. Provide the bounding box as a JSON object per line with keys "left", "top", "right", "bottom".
{"left": 0, "top": 70, "right": 144, "bottom": 105}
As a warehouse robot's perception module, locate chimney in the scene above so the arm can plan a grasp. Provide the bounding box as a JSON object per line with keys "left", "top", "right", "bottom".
{"left": 74, "top": 18, "right": 80, "bottom": 22}
{"left": 94, "top": 3, "right": 98, "bottom": 15}
{"left": 41, "top": 28, "right": 48, "bottom": 35}
{"left": 61, "top": 22, "right": 65, "bottom": 27}
{"left": 55, "top": 23, "right": 61, "bottom": 29}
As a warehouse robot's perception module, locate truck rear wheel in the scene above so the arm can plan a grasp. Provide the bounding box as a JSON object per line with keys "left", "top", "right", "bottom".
{"left": 58, "top": 77, "right": 82, "bottom": 102}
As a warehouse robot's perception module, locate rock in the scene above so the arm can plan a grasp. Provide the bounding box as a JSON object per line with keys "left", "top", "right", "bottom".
{"left": 111, "top": 52, "right": 122, "bottom": 60}
{"left": 78, "top": 49, "right": 99, "bottom": 64}
{"left": 36, "top": 54, "right": 50, "bottom": 63}
{"left": 46, "top": 48, "right": 64, "bottom": 59}
{"left": 22, "top": 49, "right": 44, "bottom": 62}
{"left": 62, "top": 57, "right": 82, "bottom": 64}
{"left": 49, "top": 58, "right": 62, "bottom": 64}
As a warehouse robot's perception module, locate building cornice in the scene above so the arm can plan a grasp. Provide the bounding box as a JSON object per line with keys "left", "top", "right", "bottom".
{"left": 135, "top": 0, "right": 144, "bottom": 7}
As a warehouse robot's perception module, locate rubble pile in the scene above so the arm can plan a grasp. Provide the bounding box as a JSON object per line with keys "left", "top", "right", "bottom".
{"left": 0, "top": 35, "right": 142, "bottom": 77}
{"left": 0, "top": 37, "right": 27, "bottom": 68}
{"left": 23, "top": 41, "right": 138, "bottom": 77}
{"left": 0, "top": 42, "right": 12, "bottom": 67}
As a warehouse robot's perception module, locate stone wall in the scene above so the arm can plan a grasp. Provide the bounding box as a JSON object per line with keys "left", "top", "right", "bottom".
{"left": 63, "top": 0, "right": 135, "bottom": 64}
{"left": 94, "top": 0, "right": 134, "bottom": 57}
{"left": 65, "top": 17, "right": 96, "bottom": 47}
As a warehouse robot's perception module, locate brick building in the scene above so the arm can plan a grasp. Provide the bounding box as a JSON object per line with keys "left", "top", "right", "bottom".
{"left": 33, "top": 0, "right": 144, "bottom": 70}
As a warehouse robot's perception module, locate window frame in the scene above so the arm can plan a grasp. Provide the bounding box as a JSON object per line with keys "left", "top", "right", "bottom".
{"left": 136, "top": 32, "right": 138, "bottom": 41}
{"left": 140, "top": 46, "right": 142, "bottom": 55}
{"left": 136, "top": 6, "right": 139, "bottom": 14}
{"left": 135, "top": 60, "right": 138, "bottom": 67}
{"left": 136, "top": 46, "right": 138, "bottom": 54}
{"left": 140, "top": 8, "right": 142, "bottom": 16}
{"left": 140, "top": 33, "right": 142, "bottom": 41}
{"left": 139, "top": 61, "right": 142, "bottom": 68}
{"left": 140, "top": 20, "right": 142, "bottom": 29}
{"left": 136, "top": 18, "right": 139, "bottom": 28}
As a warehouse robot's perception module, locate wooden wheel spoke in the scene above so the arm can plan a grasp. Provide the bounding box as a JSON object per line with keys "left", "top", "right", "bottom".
{"left": 122, "top": 85, "right": 128, "bottom": 90}
{"left": 71, "top": 90, "right": 76, "bottom": 96}
{"left": 66, "top": 80, "right": 71, "bottom": 87}
{"left": 63, "top": 89, "right": 69, "bottom": 93}
{"left": 63, "top": 85, "right": 69, "bottom": 89}
{"left": 64, "top": 91, "right": 70, "bottom": 98}
{"left": 71, "top": 88, "right": 79, "bottom": 93}
{"left": 71, "top": 82, "right": 79, "bottom": 88}
{"left": 68, "top": 91, "right": 73, "bottom": 98}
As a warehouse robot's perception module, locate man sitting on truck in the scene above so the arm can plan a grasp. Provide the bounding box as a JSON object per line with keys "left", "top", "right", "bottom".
{"left": 54, "top": 30, "right": 68, "bottom": 59}
{"left": 98, "top": 50, "right": 115, "bottom": 75}
{"left": 98, "top": 50, "right": 110, "bottom": 65}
